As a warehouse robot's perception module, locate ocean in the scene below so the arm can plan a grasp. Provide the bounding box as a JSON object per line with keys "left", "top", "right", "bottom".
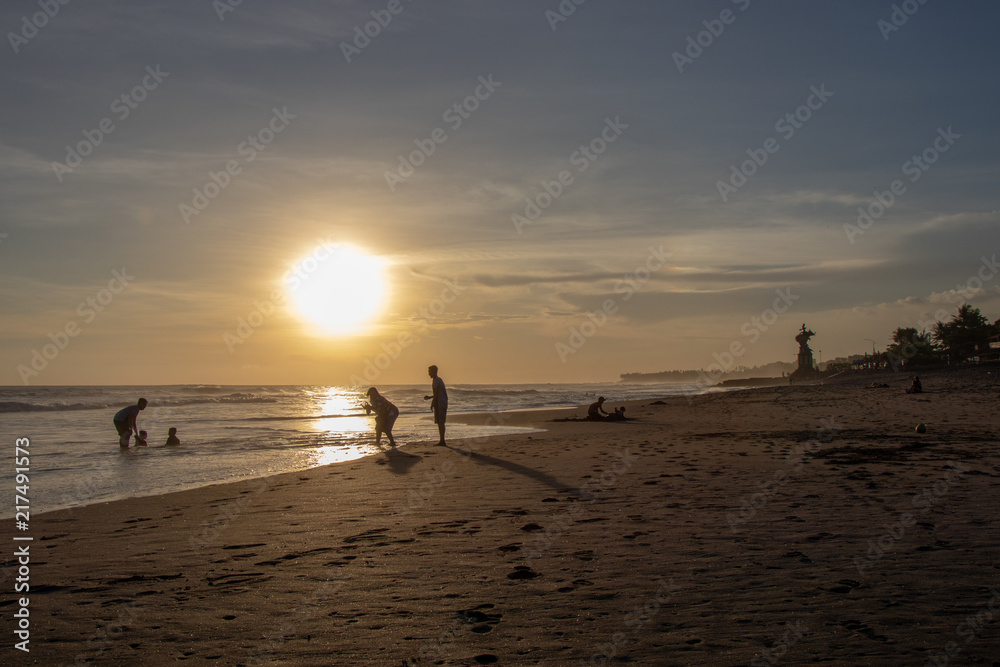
{"left": 1, "top": 382, "right": 712, "bottom": 517}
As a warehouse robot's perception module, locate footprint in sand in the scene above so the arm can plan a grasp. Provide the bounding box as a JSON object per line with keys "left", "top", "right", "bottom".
{"left": 508, "top": 566, "right": 541, "bottom": 580}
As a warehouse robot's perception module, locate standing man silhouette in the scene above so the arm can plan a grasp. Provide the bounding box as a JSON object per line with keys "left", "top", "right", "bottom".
{"left": 424, "top": 365, "right": 448, "bottom": 446}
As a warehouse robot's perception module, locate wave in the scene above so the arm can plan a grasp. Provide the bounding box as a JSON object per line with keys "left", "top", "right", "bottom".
{"left": 0, "top": 401, "right": 115, "bottom": 413}
{"left": 0, "top": 393, "right": 278, "bottom": 413}
{"left": 450, "top": 388, "right": 542, "bottom": 396}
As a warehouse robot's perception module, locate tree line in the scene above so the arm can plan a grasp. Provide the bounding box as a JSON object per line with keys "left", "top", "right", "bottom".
{"left": 828, "top": 304, "right": 999, "bottom": 372}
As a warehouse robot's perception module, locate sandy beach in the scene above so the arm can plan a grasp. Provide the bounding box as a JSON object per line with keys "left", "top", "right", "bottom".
{"left": 6, "top": 365, "right": 1000, "bottom": 665}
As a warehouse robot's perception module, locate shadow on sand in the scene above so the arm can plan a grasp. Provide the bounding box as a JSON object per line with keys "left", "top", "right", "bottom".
{"left": 376, "top": 445, "right": 422, "bottom": 475}
{"left": 445, "top": 445, "right": 574, "bottom": 493}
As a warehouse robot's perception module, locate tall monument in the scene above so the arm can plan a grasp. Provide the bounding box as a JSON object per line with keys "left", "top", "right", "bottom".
{"left": 791, "top": 324, "right": 817, "bottom": 380}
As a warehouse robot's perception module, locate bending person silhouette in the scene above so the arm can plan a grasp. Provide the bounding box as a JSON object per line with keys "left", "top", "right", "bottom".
{"left": 113, "top": 398, "right": 148, "bottom": 448}
{"left": 364, "top": 387, "right": 399, "bottom": 447}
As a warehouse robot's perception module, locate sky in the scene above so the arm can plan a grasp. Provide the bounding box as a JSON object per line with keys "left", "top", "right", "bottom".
{"left": 1, "top": 0, "right": 998, "bottom": 386}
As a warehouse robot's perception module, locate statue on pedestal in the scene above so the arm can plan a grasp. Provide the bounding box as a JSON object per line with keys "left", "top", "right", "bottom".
{"left": 790, "top": 324, "right": 817, "bottom": 381}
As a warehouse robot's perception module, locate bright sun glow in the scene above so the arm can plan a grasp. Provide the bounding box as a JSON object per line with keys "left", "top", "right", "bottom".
{"left": 287, "top": 244, "right": 387, "bottom": 335}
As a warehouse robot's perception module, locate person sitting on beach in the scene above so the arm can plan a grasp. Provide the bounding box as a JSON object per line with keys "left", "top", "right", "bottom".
{"left": 165, "top": 427, "right": 181, "bottom": 446}
{"left": 134, "top": 430, "right": 148, "bottom": 447}
{"left": 112, "top": 398, "right": 148, "bottom": 448}
{"left": 587, "top": 396, "right": 610, "bottom": 421}
{"left": 906, "top": 376, "right": 923, "bottom": 394}
{"left": 364, "top": 387, "right": 399, "bottom": 447}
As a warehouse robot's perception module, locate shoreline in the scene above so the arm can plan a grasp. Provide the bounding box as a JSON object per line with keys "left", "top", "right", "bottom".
{"left": 7, "top": 365, "right": 999, "bottom": 664}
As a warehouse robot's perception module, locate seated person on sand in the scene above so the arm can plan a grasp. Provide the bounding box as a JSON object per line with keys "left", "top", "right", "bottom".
{"left": 134, "top": 430, "right": 148, "bottom": 447}
{"left": 606, "top": 406, "right": 627, "bottom": 421}
{"left": 364, "top": 387, "right": 399, "bottom": 447}
{"left": 165, "top": 427, "right": 181, "bottom": 446}
{"left": 587, "top": 396, "right": 610, "bottom": 421}
{"left": 906, "top": 376, "right": 923, "bottom": 394}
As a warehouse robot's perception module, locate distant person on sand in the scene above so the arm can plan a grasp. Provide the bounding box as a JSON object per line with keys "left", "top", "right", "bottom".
{"left": 906, "top": 376, "right": 923, "bottom": 394}
{"left": 165, "top": 427, "right": 181, "bottom": 446}
{"left": 587, "top": 396, "right": 610, "bottom": 421}
{"left": 364, "top": 387, "right": 399, "bottom": 447}
{"left": 424, "top": 365, "right": 448, "bottom": 445}
{"left": 113, "top": 398, "right": 148, "bottom": 448}
{"left": 134, "top": 430, "right": 148, "bottom": 447}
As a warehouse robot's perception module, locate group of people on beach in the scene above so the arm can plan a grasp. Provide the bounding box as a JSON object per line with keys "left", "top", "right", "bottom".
{"left": 111, "top": 365, "right": 449, "bottom": 451}
{"left": 363, "top": 365, "right": 449, "bottom": 448}
{"left": 112, "top": 398, "right": 181, "bottom": 449}
{"left": 868, "top": 376, "right": 924, "bottom": 394}
{"left": 586, "top": 396, "right": 627, "bottom": 421}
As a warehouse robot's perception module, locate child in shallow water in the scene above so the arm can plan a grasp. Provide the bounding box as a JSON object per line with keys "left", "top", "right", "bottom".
{"left": 165, "top": 427, "right": 181, "bottom": 446}
{"left": 134, "top": 430, "right": 148, "bottom": 447}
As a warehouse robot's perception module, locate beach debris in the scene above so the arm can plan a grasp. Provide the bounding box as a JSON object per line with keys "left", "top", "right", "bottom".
{"left": 916, "top": 423, "right": 927, "bottom": 433}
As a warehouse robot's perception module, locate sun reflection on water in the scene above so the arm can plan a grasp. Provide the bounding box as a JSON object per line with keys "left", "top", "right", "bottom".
{"left": 308, "top": 443, "right": 373, "bottom": 467}
{"left": 301, "top": 388, "right": 374, "bottom": 465}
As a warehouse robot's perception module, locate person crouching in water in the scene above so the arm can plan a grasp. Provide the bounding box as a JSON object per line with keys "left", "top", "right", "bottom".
{"left": 364, "top": 387, "right": 399, "bottom": 447}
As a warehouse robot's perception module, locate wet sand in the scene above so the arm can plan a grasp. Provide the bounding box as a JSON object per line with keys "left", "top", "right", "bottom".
{"left": 6, "top": 365, "right": 1000, "bottom": 665}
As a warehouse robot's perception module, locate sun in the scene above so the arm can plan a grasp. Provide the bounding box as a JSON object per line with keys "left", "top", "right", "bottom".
{"left": 286, "top": 244, "right": 387, "bottom": 335}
